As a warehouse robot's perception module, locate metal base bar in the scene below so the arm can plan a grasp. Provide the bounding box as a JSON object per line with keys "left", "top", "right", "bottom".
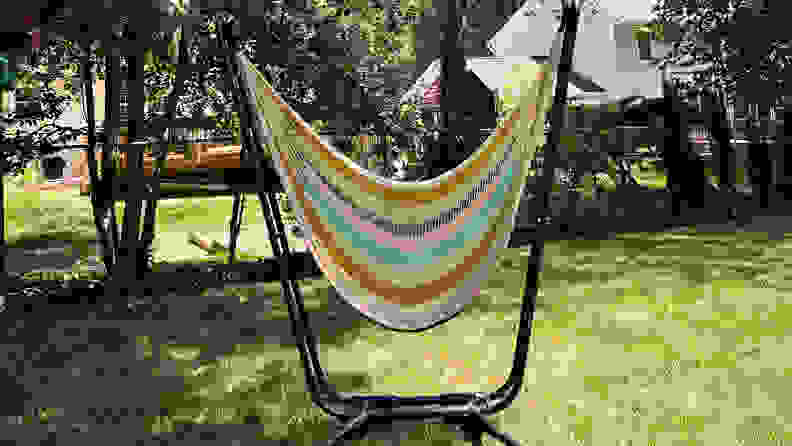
{"left": 243, "top": 121, "right": 540, "bottom": 446}
{"left": 327, "top": 413, "right": 522, "bottom": 446}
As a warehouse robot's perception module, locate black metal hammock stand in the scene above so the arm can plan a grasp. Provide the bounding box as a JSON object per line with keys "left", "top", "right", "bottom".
{"left": 214, "top": 10, "right": 580, "bottom": 446}
{"left": 80, "top": 3, "right": 583, "bottom": 444}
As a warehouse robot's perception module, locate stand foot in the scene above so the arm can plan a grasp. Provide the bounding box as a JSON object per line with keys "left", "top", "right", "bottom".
{"left": 328, "top": 412, "right": 370, "bottom": 446}
{"left": 454, "top": 414, "right": 522, "bottom": 446}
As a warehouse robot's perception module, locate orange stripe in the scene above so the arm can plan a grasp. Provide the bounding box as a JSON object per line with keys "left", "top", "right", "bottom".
{"left": 257, "top": 72, "right": 540, "bottom": 207}
{"left": 278, "top": 149, "right": 509, "bottom": 306}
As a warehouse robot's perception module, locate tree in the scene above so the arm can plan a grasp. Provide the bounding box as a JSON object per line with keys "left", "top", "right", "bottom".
{"left": 1, "top": 38, "right": 89, "bottom": 177}
{"left": 294, "top": 0, "right": 426, "bottom": 174}
{"left": 649, "top": 0, "right": 790, "bottom": 109}
{"left": 0, "top": 0, "right": 411, "bottom": 174}
{"left": 0, "top": 34, "right": 96, "bottom": 277}
{"left": 2, "top": 3, "right": 411, "bottom": 171}
{"left": 0, "top": 0, "right": 418, "bottom": 285}
{"left": 649, "top": 0, "right": 792, "bottom": 208}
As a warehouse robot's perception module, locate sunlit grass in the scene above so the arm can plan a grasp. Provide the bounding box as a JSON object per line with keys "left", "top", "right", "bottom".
{"left": 134, "top": 230, "right": 792, "bottom": 445}
{"left": 6, "top": 169, "right": 792, "bottom": 445}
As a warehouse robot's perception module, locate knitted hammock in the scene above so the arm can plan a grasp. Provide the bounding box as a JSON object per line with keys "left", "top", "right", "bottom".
{"left": 237, "top": 52, "right": 556, "bottom": 331}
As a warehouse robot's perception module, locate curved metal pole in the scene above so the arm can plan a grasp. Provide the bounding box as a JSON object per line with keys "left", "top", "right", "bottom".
{"left": 219, "top": 13, "right": 344, "bottom": 415}
{"left": 219, "top": 7, "right": 580, "bottom": 444}
{"left": 480, "top": 0, "right": 581, "bottom": 416}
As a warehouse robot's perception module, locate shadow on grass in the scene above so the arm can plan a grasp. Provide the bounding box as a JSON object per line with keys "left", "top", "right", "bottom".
{"left": 0, "top": 279, "right": 420, "bottom": 444}
{"left": 5, "top": 230, "right": 99, "bottom": 250}
{"left": 148, "top": 286, "right": 470, "bottom": 445}
{"left": 156, "top": 345, "right": 482, "bottom": 444}
{"left": 137, "top": 270, "right": 514, "bottom": 444}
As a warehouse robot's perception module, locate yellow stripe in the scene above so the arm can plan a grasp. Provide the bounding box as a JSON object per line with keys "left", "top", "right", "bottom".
{"left": 252, "top": 60, "right": 547, "bottom": 207}
{"left": 278, "top": 148, "right": 517, "bottom": 305}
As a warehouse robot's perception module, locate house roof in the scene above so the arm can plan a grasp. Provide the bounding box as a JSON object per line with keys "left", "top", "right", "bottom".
{"left": 410, "top": 0, "right": 524, "bottom": 85}
{"left": 488, "top": 0, "right": 669, "bottom": 100}
{"left": 401, "top": 55, "right": 605, "bottom": 106}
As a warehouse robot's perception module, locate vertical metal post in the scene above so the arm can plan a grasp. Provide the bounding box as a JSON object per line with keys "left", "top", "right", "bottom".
{"left": 535, "top": 2, "right": 580, "bottom": 228}
{"left": 474, "top": 3, "right": 581, "bottom": 418}
{"left": 492, "top": 1, "right": 580, "bottom": 412}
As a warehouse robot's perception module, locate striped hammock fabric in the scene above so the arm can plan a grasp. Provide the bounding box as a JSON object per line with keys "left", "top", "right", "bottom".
{"left": 237, "top": 52, "right": 556, "bottom": 331}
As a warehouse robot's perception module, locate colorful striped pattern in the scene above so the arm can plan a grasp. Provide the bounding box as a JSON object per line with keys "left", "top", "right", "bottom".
{"left": 237, "top": 52, "right": 555, "bottom": 331}
{"left": 0, "top": 56, "right": 15, "bottom": 90}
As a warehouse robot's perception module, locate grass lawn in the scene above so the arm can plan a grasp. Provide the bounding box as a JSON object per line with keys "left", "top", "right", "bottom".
{"left": 5, "top": 173, "right": 792, "bottom": 445}
{"left": 3, "top": 178, "right": 306, "bottom": 270}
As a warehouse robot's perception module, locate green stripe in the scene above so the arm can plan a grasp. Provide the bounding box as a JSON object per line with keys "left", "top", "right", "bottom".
{"left": 299, "top": 151, "right": 518, "bottom": 266}
{"left": 0, "top": 56, "right": 16, "bottom": 89}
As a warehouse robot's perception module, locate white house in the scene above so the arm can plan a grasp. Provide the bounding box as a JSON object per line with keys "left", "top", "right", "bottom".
{"left": 487, "top": 0, "right": 675, "bottom": 101}
{"left": 401, "top": 0, "right": 679, "bottom": 125}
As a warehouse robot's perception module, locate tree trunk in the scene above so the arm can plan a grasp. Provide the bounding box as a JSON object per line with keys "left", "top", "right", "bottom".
{"left": 138, "top": 0, "right": 191, "bottom": 275}
{"left": 709, "top": 87, "right": 736, "bottom": 218}
{"left": 1, "top": 84, "right": 11, "bottom": 277}
{"left": 748, "top": 142, "right": 771, "bottom": 209}
{"left": 436, "top": 0, "right": 462, "bottom": 179}
{"left": 662, "top": 82, "right": 708, "bottom": 216}
{"left": 748, "top": 132, "right": 771, "bottom": 209}
{"left": 707, "top": 32, "right": 736, "bottom": 219}
{"left": 661, "top": 89, "right": 682, "bottom": 218}
{"left": 0, "top": 161, "right": 6, "bottom": 280}
{"left": 746, "top": 106, "right": 772, "bottom": 209}
{"left": 782, "top": 100, "right": 792, "bottom": 199}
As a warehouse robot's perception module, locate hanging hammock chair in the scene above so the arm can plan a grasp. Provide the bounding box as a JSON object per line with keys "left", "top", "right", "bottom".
{"left": 236, "top": 50, "right": 556, "bottom": 331}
